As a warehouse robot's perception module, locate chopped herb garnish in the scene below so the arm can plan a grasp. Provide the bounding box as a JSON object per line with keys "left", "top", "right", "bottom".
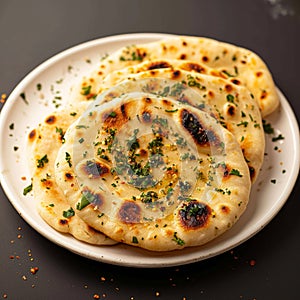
{"left": 9, "top": 123, "right": 14, "bottom": 130}
{"left": 132, "top": 236, "right": 139, "bottom": 244}
{"left": 229, "top": 169, "right": 243, "bottom": 177}
{"left": 63, "top": 207, "right": 75, "bottom": 218}
{"left": 186, "top": 74, "right": 205, "bottom": 90}
{"left": 262, "top": 120, "right": 274, "bottom": 134}
{"left": 23, "top": 184, "right": 33, "bottom": 195}
{"left": 56, "top": 127, "right": 65, "bottom": 143}
{"left": 20, "top": 92, "right": 29, "bottom": 105}
{"left": 49, "top": 203, "right": 55, "bottom": 207}
{"left": 76, "top": 191, "right": 94, "bottom": 210}
{"left": 108, "top": 111, "right": 117, "bottom": 118}
{"left": 271, "top": 179, "right": 276, "bottom": 184}
{"left": 78, "top": 137, "right": 85, "bottom": 144}
{"left": 65, "top": 152, "right": 72, "bottom": 167}
{"left": 37, "top": 154, "right": 49, "bottom": 168}
{"left": 70, "top": 112, "right": 77, "bottom": 116}
{"left": 226, "top": 94, "right": 235, "bottom": 103}
{"left": 81, "top": 85, "right": 92, "bottom": 96}
{"left": 272, "top": 134, "right": 284, "bottom": 142}
{"left": 172, "top": 232, "right": 185, "bottom": 246}
{"left": 237, "top": 121, "right": 248, "bottom": 127}
{"left": 37, "top": 83, "right": 42, "bottom": 91}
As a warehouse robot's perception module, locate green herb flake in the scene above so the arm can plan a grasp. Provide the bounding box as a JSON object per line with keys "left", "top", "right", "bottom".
{"left": 63, "top": 207, "right": 75, "bottom": 218}
{"left": 76, "top": 193, "right": 92, "bottom": 210}
{"left": 56, "top": 127, "right": 65, "bottom": 143}
{"left": 20, "top": 92, "right": 29, "bottom": 105}
{"left": 9, "top": 123, "right": 14, "bottom": 130}
{"left": 108, "top": 111, "right": 117, "bottom": 118}
{"left": 78, "top": 137, "right": 85, "bottom": 144}
{"left": 229, "top": 169, "right": 243, "bottom": 177}
{"left": 37, "top": 154, "right": 49, "bottom": 168}
{"left": 132, "top": 236, "right": 139, "bottom": 244}
{"left": 23, "top": 184, "right": 33, "bottom": 196}
{"left": 36, "top": 83, "right": 42, "bottom": 91}
{"left": 237, "top": 121, "right": 249, "bottom": 127}
{"left": 48, "top": 203, "right": 55, "bottom": 207}
{"left": 226, "top": 94, "right": 235, "bottom": 103}
{"left": 262, "top": 120, "right": 274, "bottom": 134}
{"left": 65, "top": 152, "right": 72, "bottom": 167}
{"left": 81, "top": 85, "right": 92, "bottom": 96}
{"left": 172, "top": 232, "right": 185, "bottom": 246}
{"left": 271, "top": 179, "right": 276, "bottom": 184}
{"left": 272, "top": 134, "right": 284, "bottom": 142}
{"left": 70, "top": 112, "right": 77, "bottom": 116}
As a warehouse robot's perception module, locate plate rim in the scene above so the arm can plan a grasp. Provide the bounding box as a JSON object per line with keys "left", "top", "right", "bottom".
{"left": 0, "top": 33, "right": 299, "bottom": 268}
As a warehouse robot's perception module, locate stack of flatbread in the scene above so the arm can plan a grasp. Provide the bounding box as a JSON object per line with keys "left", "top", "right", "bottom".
{"left": 27, "top": 35, "right": 279, "bottom": 251}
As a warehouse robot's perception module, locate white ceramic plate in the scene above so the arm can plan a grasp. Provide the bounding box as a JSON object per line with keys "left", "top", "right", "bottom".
{"left": 0, "top": 33, "right": 299, "bottom": 268}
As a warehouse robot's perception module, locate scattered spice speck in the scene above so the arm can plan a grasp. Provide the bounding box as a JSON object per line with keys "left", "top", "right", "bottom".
{"left": 249, "top": 259, "right": 256, "bottom": 266}
{"left": 30, "top": 267, "right": 39, "bottom": 275}
{"left": 270, "top": 179, "right": 276, "bottom": 184}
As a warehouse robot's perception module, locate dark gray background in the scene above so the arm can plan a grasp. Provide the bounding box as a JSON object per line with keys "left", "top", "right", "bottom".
{"left": 0, "top": 0, "right": 299, "bottom": 299}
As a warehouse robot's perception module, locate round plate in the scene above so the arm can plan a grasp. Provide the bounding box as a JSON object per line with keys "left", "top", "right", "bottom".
{"left": 0, "top": 33, "right": 299, "bottom": 267}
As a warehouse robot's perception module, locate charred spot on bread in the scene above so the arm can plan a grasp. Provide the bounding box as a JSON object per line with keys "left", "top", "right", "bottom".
{"left": 147, "top": 61, "right": 171, "bottom": 70}
{"left": 171, "top": 69, "right": 181, "bottom": 79}
{"left": 65, "top": 172, "right": 74, "bottom": 180}
{"left": 231, "top": 79, "right": 241, "bottom": 85}
{"left": 179, "top": 200, "right": 211, "bottom": 229}
{"left": 180, "top": 109, "right": 219, "bottom": 147}
{"left": 28, "top": 129, "right": 36, "bottom": 141}
{"left": 225, "top": 104, "right": 236, "bottom": 116}
{"left": 182, "top": 62, "right": 206, "bottom": 73}
{"left": 118, "top": 201, "right": 141, "bottom": 224}
{"left": 82, "top": 160, "right": 109, "bottom": 179}
{"left": 45, "top": 115, "right": 56, "bottom": 124}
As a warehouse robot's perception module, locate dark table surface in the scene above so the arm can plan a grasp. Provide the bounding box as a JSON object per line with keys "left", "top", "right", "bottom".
{"left": 1, "top": 0, "right": 299, "bottom": 299}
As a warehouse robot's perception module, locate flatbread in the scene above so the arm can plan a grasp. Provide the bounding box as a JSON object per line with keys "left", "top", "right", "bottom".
{"left": 27, "top": 103, "right": 117, "bottom": 245}
{"left": 69, "top": 35, "right": 279, "bottom": 117}
{"left": 98, "top": 72, "right": 264, "bottom": 183}
{"left": 55, "top": 93, "right": 251, "bottom": 251}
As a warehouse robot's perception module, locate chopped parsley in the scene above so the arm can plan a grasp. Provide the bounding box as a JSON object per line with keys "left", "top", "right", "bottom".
{"left": 229, "top": 169, "right": 242, "bottom": 177}
{"left": 81, "top": 85, "right": 92, "bottom": 96}
{"left": 108, "top": 111, "right": 117, "bottom": 118}
{"left": 56, "top": 127, "right": 65, "bottom": 143}
{"left": 237, "top": 121, "right": 249, "bottom": 127}
{"left": 132, "top": 236, "right": 139, "bottom": 244}
{"left": 272, "top": 134, "right": 284, "bottom": 142}
{"left": 63, "top": 207, "right": 75, "bottom": 218}
{"left": 20, "top": 92, "right": 29, "bottom": 105}
{"left": 23, "top": 184, "right": 33, "bottom": 196}
{"left": 76, "top": 191, "right": 94, "bottom": 210}
{"left": 65, "top": 152, "right": 72, "bottom": 167}
{"left": 172, "top": 232, "right": 185, "bottom": 246}
{"left": 262, "top": 120, "right": 274, "bottom": 134}
{"left": 37, "top": 154, "right": 49, "bottom": 168}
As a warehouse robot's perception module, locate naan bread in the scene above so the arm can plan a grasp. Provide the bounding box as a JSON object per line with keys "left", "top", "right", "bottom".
{"left": 69, "top": 35, "right": 279, "bottom": 117}
{"left": 98, "top": 72, "right": 264, "bottom": 183}
{"left": 55, "top": 93, "right": 251, "bottom": 251}
{"left": 27, "top": 103, "right": 117, "bottom": 245}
